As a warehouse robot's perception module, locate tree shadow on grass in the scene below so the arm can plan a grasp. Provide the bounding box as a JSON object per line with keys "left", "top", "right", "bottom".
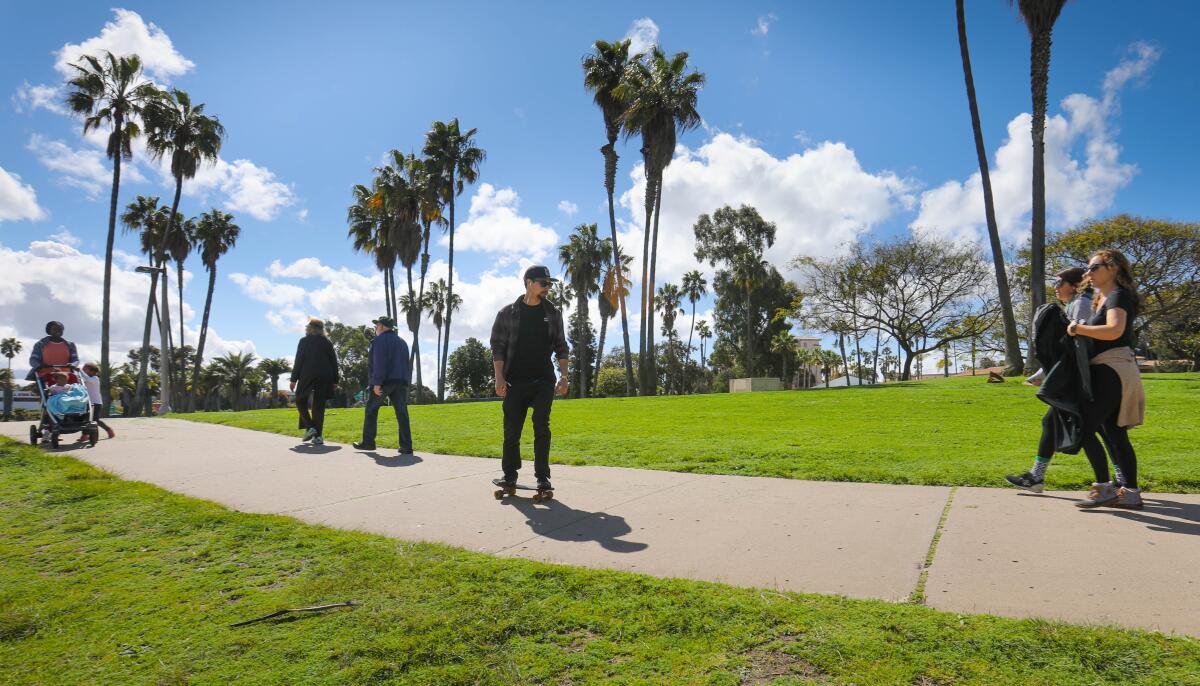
{"left": 503, "top": 496, "right": 648, "bottom": 553}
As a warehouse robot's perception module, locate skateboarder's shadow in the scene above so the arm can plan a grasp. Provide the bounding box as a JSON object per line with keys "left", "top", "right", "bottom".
{"left": 505, "top": 498, "right": 649, "bottom": 553}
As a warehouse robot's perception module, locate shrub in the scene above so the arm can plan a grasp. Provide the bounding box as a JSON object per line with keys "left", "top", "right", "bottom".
{"left": 595, "top": 366, "right": 635, "bottom": 397}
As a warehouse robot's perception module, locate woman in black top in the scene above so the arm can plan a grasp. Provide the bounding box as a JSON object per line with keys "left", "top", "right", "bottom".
{"left": 1067, "top": 249, "right": 1145, "bottom": 509}
{"left": 289, "top": 318, "right": 339, "bottom": 445}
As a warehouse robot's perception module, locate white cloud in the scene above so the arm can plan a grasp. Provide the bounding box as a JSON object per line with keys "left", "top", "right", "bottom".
{"left": 557, "top": 200, "right": 579, "bottom": 217}
{"left": 753, "top": 13, "right": 778, "bottom": 37}
{"left": 617, "top": 133, "right": 916, "bottom": 286}
{"left": 172, "top": 157, "right": 295, "bottom": 221}
{"left": 228, "top": 273, "right": 307, "bottom": 307}
{"left": 27, "top": 133, "right": 146, "bottom": 198}
{"left": 12, "top": 82, "right": 65, "bottom": 114}
{"left": 297, "top": 208, "right": 309, "bottom": 222}
{"left": 912, "top": 43, "right": 1157, "bottom": 244}
{"left": 0, "top": 237, "right": 239, "bottom": 379}
{"left": 49, "top": 228, "right": 81, "bottom": 246}
{"left": 444, "top": 183, "right": 559, "bottom": 260}
{"left": 625, "top": 18, "right": 659, "bottom": 55}
{"left": 53, "top": 8, "right": 194, "bottom": 82}
{"left": 0, "top": 165, "right": 47, "bottom": 222}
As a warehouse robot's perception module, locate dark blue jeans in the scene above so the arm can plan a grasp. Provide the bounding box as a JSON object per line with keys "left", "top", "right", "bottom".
{"left": 361, "top": 384, "right": 412, "bottom": 451}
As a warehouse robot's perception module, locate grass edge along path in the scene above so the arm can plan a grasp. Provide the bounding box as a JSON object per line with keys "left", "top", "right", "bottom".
{"left": 180, "top": 374, "right": 1200, "bottom": 493}
{"left": 2, "top": 438, "right": 1200, "bottom": 685}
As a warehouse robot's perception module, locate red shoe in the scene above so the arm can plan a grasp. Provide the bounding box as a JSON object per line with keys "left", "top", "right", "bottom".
{"left": 105, "top": 428, "right": 116, "bottom": 439}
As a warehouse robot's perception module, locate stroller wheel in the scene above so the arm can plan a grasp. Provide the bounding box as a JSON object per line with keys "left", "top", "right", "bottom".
{"left": 29, "top": 425, "right": 39, "bottom": 446}
{"left": 87, "top": 428, "right": 99, "bottom": 447}
{"left": 50, "top": 432, "right": 60, "bottom": 449}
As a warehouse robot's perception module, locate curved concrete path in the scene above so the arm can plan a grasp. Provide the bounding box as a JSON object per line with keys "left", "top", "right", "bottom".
{"left": 4, "top": 417, "right": 1198, "bottom": 637}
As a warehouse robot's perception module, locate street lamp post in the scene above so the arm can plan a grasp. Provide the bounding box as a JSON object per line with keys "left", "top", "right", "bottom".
{"left": 136, "top": 265, "right": 173, "bottom": 415}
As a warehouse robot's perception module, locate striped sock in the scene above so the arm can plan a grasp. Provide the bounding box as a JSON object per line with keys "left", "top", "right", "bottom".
{"left": 1030, "top": 456, "right": 1051, "bottom": 480}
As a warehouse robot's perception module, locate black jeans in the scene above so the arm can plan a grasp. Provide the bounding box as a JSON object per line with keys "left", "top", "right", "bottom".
{"left": 502, "top": 379, "right": 554, "bottom": 481}
{"left": 296, "top": 379, "right": 333, "bottom": 435}
{"left": 1080, "top": 365, "right": 1138, "bottom": 488}
{"left": 361, "top": 384, "right": 412, "bottom": 451}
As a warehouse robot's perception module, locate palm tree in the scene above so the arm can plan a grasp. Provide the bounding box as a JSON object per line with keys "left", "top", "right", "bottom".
{"left": 771, "top": 330, "right": 795, "bottom": 388}
{"left": 1, "top": 337, "right": 21, "bottom": 420}
{"left": 957, "top": 0, "right": 1023, "bottom": 375}
{"left": 425, "top": 279, "right": 447, "bottom": 383}
{"left": 595, "top": 247, "right": 632, "bottom": 394}
{"left": 212, "top": 351, "right": 257, "bottom": 410}
{"left": 190, "top": 209, "right": 240, "bottom": 409}
{"left": 1013, "top": 0, "right": 1068, "bottom": 369}
{"left": 695, "top": 320, "right": 711, "bottom": 370}
{"left": 681, "top": 269, "right": 707, "bottom": 367}
{"left": 143, "top": 89, "right": 225, "bottom": 413}
{"left": 258, "top": 358, "right": 292, "bottom": 408}
{"left": 616, "top": 48, "right": 705, "bottom": 396}
{"left": 550, "top": 281, "right": 572, "bottom": 311}
{"left": 423, "top": 119, "right": 485, "bottom": 401}
{"left": 731, "top": 253, "right": 769, "bottom": 376}
{"left": 376, "top": 151, "right": 424, "bottom": 344}
{"left": 347, "top": 182, "right": 395, "bottom": 317}
{"left": 65, "top": 51, "right": 162, "bottom": 407}
{"left": 583, "top": 38, "right": 637, "bottom": 396}
{"left": 559, "top": 223, "right": 608, "bottom": 398}
{"left": 401, "top": 152, "right": 446, "bottom": 400}
{"left": 820, "top": 349, "right": 842, "bottom": 388}
{"left": 121, "top": 195, "right": 170, "bottom": 415}
{"left": 656, "top": 282, "right": 685, "bottom": 393}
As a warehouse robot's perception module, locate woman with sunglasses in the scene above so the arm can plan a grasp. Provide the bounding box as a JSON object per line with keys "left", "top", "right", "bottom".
{"left": 1068, "top": 249, "right": 1146, "bottom": 509}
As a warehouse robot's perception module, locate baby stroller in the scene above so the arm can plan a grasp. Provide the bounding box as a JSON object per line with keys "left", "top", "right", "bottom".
{"left": 28, "top": 365, "right": 99, "bottom": 448}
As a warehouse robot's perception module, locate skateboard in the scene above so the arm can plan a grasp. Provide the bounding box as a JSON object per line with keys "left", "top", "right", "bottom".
{"left": 492, "top": 478, "right": 554, "bottom": 503}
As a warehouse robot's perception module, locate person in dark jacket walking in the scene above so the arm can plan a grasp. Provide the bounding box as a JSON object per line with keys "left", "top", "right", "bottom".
{"left": 489, "top": 265, "right": 570, "bottom": 493}
{"left": 27, "top": 320, "right": 79, "bottom": 380}
{"left": 289, "top": 318, "right": 339, "bottom": 446}
{"left": 353, "top": 315, "right": 413, "bottom": 454}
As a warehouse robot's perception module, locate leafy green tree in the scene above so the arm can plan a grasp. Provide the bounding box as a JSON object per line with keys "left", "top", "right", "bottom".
{"left": 446, "top": 337, "right": 494, "bottom": 399}
{"left": 956, "top": 0, "right": 1023, "bottom": 375}
{"left": 583, "top": 38, "right": 637, "bottom": 395}
{"left": 257, "top": 358, "right": 292, "bottom": 408}
{"left": 190, "top": 210, "right": 240, "bottom": 409}
{"left": 616, "top": 48, "right": 705, "bottom": 395}
{"left": 326, "top": 323, "right": 375, "bottom": 406}
{"left": 423, "top": 119, "right": 485, "bottom": 401}
{"left": 681, "top": 270, "right": 707, "bottom": 360}
{"left": 656, "top": 282, "right": 685, "bottom": 392}
{"left": 1013, "top": 0, "right": 1069, "bottom": 366}
{"left": 65, "top": 50, "right": 162, "bottom": 406}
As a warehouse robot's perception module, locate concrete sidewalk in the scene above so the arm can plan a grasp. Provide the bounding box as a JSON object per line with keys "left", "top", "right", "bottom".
{"left": 4, "top": 417, "right": 1198, "bottom": 637}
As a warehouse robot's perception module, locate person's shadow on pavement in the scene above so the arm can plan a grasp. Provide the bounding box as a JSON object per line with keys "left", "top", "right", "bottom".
{"left": 289, "top": 444, "right": 343, "bottom": 455}
{"left": 504, "top": 497, "right": 648, "bottom": 553}
{"left": 1080, "top": 497, "right": 1200, "bottom": 537}
{"left": 366, "top": 452, "right": 423, "bottom": 468}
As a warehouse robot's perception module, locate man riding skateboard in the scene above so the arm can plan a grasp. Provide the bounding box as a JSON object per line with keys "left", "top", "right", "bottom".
{"left": 489, "top": 265, "right": 569, "bottom": 497}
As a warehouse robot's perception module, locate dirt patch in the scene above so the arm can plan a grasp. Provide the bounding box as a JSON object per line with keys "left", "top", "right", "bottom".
{"left": 740, "top": 634, "right": 828, "bottom": 685}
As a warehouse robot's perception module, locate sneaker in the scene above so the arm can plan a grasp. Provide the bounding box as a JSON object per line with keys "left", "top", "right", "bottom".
{"left": 312, "top": 436, "right": 324, "bottom": 446}
{"left": 352, "top": 441, "right": 376, "bottom": 451}
{"left": 399, "top": 448, "right": 414, "bottom": 455}
{"left": 1075, "top": 482, "right": 1119, "bottom": 509}
{"left": 302, "top": 427, "right": 317, "bottom": 442}
{"left": 1005, "top": 472, "right": 1044, "bottom": 493}
{"left": 1113, "top": 487, "right": 1143, "bottom": 510}
{"left": 537, "top": 479, "right": 553, "bottom": 491}
{"left": 492, "top": 477, "right": 516, "bottom": 488}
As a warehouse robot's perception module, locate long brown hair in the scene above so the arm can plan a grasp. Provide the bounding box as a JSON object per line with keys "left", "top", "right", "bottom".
{"left": 305, "top": 318, "right": 326, "bottom": 336}
{"left": 1091, "top": 248, "right": 1138, "bottom": 313}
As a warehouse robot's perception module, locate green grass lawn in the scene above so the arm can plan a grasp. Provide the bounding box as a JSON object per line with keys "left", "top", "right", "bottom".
{"left": 182, "top": 374, "right": 1200, "bottom": 493}
{"left": 3, "top": 439, "right": 1198, "bottom": 685}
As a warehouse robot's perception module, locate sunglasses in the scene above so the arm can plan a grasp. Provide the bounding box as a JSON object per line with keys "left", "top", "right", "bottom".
{"left": 534, "top": 279, "right": 551, "bottom": 287}
{"left": 1085, "top": 263, "right": 1107, "bottom": 273}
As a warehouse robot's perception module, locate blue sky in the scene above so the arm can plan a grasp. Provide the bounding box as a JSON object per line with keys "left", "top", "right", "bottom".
{"left": 1, "top": 1, "right": 1196, "bottom": 379}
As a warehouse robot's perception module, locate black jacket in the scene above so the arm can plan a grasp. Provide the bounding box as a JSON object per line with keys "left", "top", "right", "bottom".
{"left": 490, "top": 296, "right": 569, "bottom": 381}
{"left": 1032, "top": 303, "right": 1093, "bottom": 453}
{"left": 290, "top": 334, "right": 339, "bottom": 392}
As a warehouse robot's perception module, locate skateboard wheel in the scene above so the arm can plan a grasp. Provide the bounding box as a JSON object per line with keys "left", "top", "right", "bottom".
{"left": 493, "top": 489, "right": 505, "bottom": 500}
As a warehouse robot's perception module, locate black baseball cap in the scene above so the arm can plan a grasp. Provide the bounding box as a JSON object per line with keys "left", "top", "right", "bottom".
{"left": 523, "top": 265, "right": 558, "bottom": 283}
{"left": 1055, "top": 267, "right": 1086, "bottom": 286}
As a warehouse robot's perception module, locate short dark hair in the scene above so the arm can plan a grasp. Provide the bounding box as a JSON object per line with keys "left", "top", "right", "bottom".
{"left": 45, "top": 320, "right": 64, "bottom": 335}
{"left": 1055, "top": 267, "right": 1086, "bottom": 287}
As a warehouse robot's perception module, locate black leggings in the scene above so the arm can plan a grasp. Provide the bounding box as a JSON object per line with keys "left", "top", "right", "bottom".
{"left": 1080, "top": 365, "right": 1138, "bottom": 488}
{"left": 1038, "top": 408, "right": 1117, "bottom": 471}
{"left": 296, "top": 379, "right": 333, "bottom": 435}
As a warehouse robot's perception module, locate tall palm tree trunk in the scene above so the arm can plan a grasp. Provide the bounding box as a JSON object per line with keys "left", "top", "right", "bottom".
{"left": 177, "top": 261, "right": 186, "bottom": 352}
{"left": 191, "top": 266, "right": 217, "bottom": 410}
{"left": 602, "top": 142, "right": 635, "bottom": 396}
{"left": 440, "top": 177, "right": 457, "bottom": 402}
{"left": 575, "top": 290, "right": 589, "bottom": 398}
{"left": 134, "top": 269, "right": 159, "bottom": 416}
{"left": 434, "top": 325, "right": 443, "bottom": 392}
{"left": 594, "top": 313, "right": 607, "bottom": 396}
{"left": 636, "top": 161, "right": 655, "bottom": 396}
{"left": 957, "top": 0, "right": 1024, "bottom": 375}
{"left": 644, "top": 174, "right": 664, "bottom": 395}
{"left": 153, "top": 178, "right": 185, "bottom": 414}
{"left": 1028, "top": 26, "right": 1053, "bottom": 371}
{"left": 838, "top": 332, "right": 851, "bottom": 381}
{"left": 99, "top": 111, "right": 124, "bottom": 413}
{"left": 413, "top": 235, "right": 432, "bottom": 403}
{"left": 873, "top": 333, "right": 881, "bottom": 384}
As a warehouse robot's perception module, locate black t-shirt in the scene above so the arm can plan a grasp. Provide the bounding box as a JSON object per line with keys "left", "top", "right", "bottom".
{"left": 507, "top": 300, "right": 554, "bottom": 383}
{"left": 1087, "top": 287, "right": 1136, "bottom": 357}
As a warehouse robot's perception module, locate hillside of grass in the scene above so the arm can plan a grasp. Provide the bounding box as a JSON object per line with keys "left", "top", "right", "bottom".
{"left": 183, "top": 374, "right": 1200, "bottom": 492}
{"left": 3, "top": 438, "right": 1199, "bottom": 685}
